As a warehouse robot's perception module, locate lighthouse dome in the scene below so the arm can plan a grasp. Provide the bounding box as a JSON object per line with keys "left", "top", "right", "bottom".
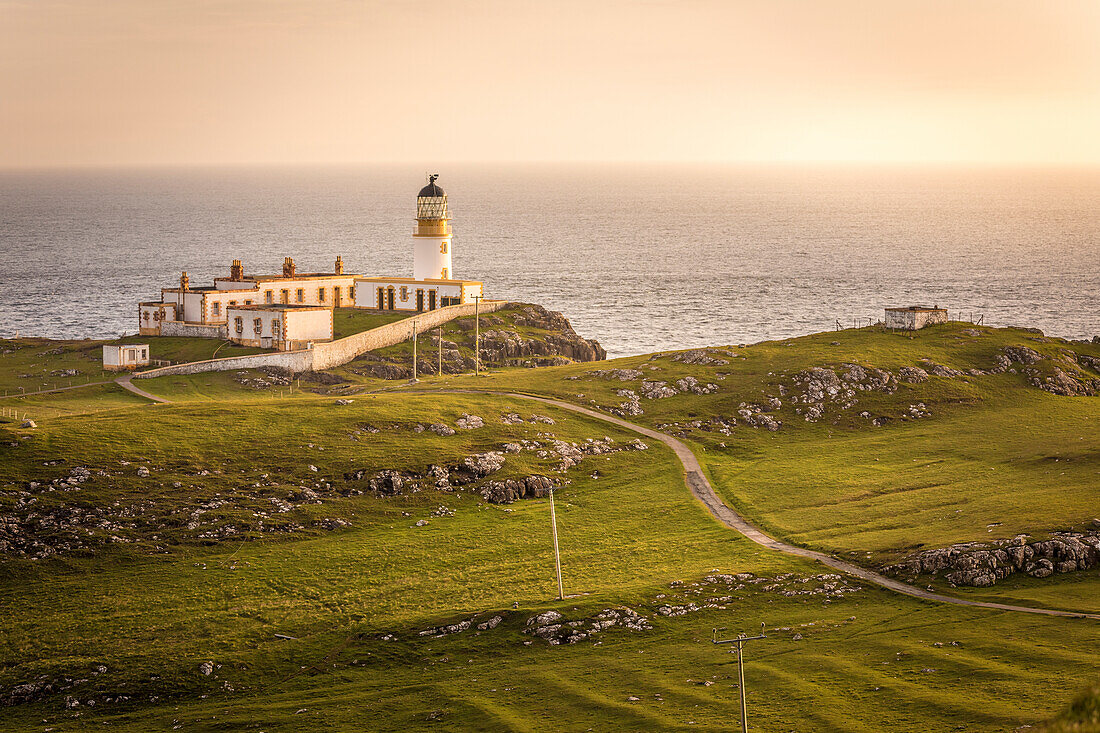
{"left": 418, "top": 181, "right": 445, "bottom": 198}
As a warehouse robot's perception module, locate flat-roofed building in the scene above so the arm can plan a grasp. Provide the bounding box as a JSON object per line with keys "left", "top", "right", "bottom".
{"left": 226, "top": 304, "right": 333, "bottom": 350}
{"left": 885, "top": 305, "right": 948, "bottom": 330}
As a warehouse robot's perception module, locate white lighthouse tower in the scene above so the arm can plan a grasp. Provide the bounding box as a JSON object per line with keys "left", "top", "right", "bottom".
{"left": 413, "top": 174, "right": 453, "bottom": 281}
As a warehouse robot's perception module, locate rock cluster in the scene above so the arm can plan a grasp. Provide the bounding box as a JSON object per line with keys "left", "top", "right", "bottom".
{"left": 886, "top": 531, "right": 1100, "bottom": 587}
{"left": 524, "top": 607, "right": 652, "bottom": 645}
{"left": 591, "top": 368, "right": 644, "bottom": 381}
{"left": 234, "top": 369, "right": 291, "bottom": 390}
{"left": 479, "top": 476, "right": 557, "bottom": 503}
{"left": 672, "top": 349, "right": 730, "bottom": 366}
{"left": 653, "top": 572, "right": 862, "bottom": 617}
{"left": 991, "top": 346, "right": 1100, "bottom": 396}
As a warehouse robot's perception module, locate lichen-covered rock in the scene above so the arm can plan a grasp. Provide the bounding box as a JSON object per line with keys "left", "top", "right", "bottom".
{"left": 887, "top": 531, "right": 1100, "bottom": 587}
{"left": 898, "top": 366, "right": 929, "bottom": 383}
{"left": 640, "top": 380, "right": 678, "bottom": 399}
{"left": 673, "top": 350, "right": 728, "bottom": 366}
{"left": 463, "top": 452, "right": 505, "bottom": 477}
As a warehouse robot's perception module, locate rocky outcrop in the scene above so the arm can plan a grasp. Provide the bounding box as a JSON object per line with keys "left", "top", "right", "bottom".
{"left": 478, "top": 476, "right": 557, "bottom": 503}
{"left": 350, "top": 303, "right": 605, "bottom": 379}
{"left": 886, "top": 531, "right": 1100, "bottom": 587}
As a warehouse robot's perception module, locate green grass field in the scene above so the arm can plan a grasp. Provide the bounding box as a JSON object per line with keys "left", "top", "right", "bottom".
{"left": 1, "top": 321, "right": 1098, "bottom": 731}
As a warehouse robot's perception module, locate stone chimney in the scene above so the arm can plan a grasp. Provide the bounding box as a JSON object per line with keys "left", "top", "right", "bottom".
{"left": 180, "top": 271, "right": 190, "bottom": 291}
{"left": 230, "top": 259, "right": 244, "bottom": 280}
{"left": 283, "top": 257, "right": 296, "bottom": 278}
{"left": 334, "top": 255, "right": 344, "bottom": 275}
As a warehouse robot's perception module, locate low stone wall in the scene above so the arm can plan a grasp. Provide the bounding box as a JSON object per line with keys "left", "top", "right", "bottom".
{"left": 134, "top": 349, "right": 314, "bottom": 379}
{"left": 310, "top": 300, "right": 509, "bottom": 371}
{"left": 160, "top": 321, "right": 228, "bottom": 339}
{"left": 135, "top": 300, "right": 510, "bottom": 379}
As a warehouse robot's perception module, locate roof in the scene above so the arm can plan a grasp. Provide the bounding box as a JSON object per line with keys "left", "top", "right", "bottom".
{"left": 885, "top": 306, "right": 945, "bottom": 312}
{"left": 226, "top": 304, "right": 331, "bottom": 312}
{"left": 215, "top": 274, "right": 357, "bottom": 284}
{"left": 418, "top": 182, "right": 445, "bottom": 198}
{"left": 355, "top": 276, "right": 483, "bottom": 286}
{"left": 139, "top": 301, "right": 175, "bottom": 307}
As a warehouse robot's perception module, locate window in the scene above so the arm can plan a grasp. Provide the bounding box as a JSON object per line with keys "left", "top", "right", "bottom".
{"left": 212, "top": 302, "right": 221, "bottom": 317}
{"left": 244, "top": 299, "right": 253, "bottom": 305}
{"left": 143, "top": 311, "right": 150, "bottom": 322}
{"left": 234, "top": 317, "right": 243, "bottom": 334}
{"left": 318, "top": 288, "right": 326, "bottom": 302}
{"left": 296, "top": 288, "right": 304, "bottom": 303}
{"left": 264, "top": 290, "right": 273, "bottom": 304}
{"left": 440, "top": 268, "right": 449, "bottom": 280}
{"left": 280, "top": 289, "right": 289, "bottom": 304}
{"left": 440, "top": 241, "right": 448, "bottom": 254}
{"left": 229, "top": 300, "right": 237, "bottom": 307}
{"left": 141, "top": 349, "right": 147, "bottom": 359}
{"left": 400, "top": 286, "right": 408, "bottom": 301}
{"left": 349, "top": 286, "right": 355, "bottom": 299}
{"left": 272, "top": 319, "right": 280, "bottom": 338}
{"left": 253, "top": 318, "right": 263, "bottom": 335}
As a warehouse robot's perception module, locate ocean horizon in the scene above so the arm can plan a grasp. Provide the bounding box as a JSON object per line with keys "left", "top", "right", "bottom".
{"left": 2, "top": 163, "right": 1098, "bottom": 358}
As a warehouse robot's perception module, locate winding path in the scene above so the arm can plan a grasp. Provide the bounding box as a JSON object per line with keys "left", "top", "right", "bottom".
{"left": 114, "top": 375, "right": 170, "bottom": 404}
{"left": 436, "top": 389, "right": 1100, "bottom": 621}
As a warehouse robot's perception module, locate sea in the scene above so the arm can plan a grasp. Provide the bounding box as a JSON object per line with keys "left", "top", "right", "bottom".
{"left": 1, "top": 164, "right": 1098, "bottom": 358}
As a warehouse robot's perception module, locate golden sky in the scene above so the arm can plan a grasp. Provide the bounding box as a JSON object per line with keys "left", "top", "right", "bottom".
{"left": 2, "top": 0, "right": 1099, "bottom": 167}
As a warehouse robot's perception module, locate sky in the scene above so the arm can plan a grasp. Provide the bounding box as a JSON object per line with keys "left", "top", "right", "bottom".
{"left": 1, "top": 0, "right": 1099, "bottom": 168}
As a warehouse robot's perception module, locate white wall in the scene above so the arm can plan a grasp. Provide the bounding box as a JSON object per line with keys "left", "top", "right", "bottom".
{"left": 354, "top": 278, "right": 469, "bottom": 311}
{"left": 413, "top": 235, "right": 452, "bottom": 281}
{"left": 286, "top": 308, "right": 333, "bottom": 342}
{"left": 103, "top": 346, "right": 122, "bottom": 368}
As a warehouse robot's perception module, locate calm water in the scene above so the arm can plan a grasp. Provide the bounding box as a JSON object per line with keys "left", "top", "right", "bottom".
{"left": 1, "top": 165, "right": 1098, "bottom": 358}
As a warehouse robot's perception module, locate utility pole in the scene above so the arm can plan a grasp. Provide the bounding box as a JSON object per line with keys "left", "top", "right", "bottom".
{"left": 473, "top": 294, "right": 482, "bottom": 376}
{"left": 549, "top": 487, "right": 564, "bottom": 600}
{"left": 712, "top": 624, "right": 767, "bottom": 733}
{"left": 437, "top": 325, "right": 443, "bottom": 377}
{"left": 411, "top": 319, "right": 418, "bottom": 382}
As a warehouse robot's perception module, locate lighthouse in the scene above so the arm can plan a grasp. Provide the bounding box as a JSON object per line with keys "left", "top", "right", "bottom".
{"left": 413, "top": 174, "right": 453, "bottom": 281}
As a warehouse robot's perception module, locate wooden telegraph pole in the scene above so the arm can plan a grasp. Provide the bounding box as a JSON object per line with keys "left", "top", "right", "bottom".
{"left": 438, "top": 325, "right": 443, "bottom": 377}
{"left": 712, "top": 624, "right": 767, "bottom": 733}
{"left": 411, "top": 319, "right": 418, "bottom": 382}
{"left": 549, "top": 487, "right": 564, "bottom": 601}
{"left": 473, "top": 295, "right": 482, "bottom": 376}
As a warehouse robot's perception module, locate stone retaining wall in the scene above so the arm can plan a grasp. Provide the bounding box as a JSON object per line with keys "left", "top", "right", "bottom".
{"left": 133, "top": 349, "right": 315, "bottom": 379}
{"left": 135, "top": 300, "right": 509, "bottom": 379}
{"left": 311, "top": 300, "right": 508, "bottom": 371}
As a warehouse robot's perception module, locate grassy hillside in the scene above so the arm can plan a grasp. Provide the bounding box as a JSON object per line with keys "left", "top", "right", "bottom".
{"left": 1, "top": 321, "right": 1098, "bottom": 731}
{"left": 431, "top": 322, "right": 1100, "bottom": 562}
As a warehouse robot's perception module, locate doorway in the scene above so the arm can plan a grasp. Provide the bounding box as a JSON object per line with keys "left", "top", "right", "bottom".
{"left": 428, "top": 290, "right": 437, "bottom": 310}
{"left": 416, "top": 289, "right": 425, "bottom": 312}
{"left": 387, "top": 288, "right": 395, "bottom": 310}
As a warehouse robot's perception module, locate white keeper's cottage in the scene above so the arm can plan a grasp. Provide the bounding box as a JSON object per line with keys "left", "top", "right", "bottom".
{"left": 137, "top": 176, "right": 483, "bottom": 350}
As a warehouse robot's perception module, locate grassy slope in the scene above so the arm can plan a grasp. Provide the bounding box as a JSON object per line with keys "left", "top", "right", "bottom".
{"left": 1, "top": 324, "right": 1099, "bottom": 731}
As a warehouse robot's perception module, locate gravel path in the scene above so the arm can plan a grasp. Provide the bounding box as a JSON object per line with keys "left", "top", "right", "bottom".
{"left": 114, "top": 375, "right": 170, "bottom": 404}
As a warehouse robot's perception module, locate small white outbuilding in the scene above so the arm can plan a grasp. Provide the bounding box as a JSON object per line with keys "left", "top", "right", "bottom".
{"left": 103, "top": 344, "right": 151, "bottom": 371}
{"left": 884, "top": 306, "right": 948, "bottom": 331}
